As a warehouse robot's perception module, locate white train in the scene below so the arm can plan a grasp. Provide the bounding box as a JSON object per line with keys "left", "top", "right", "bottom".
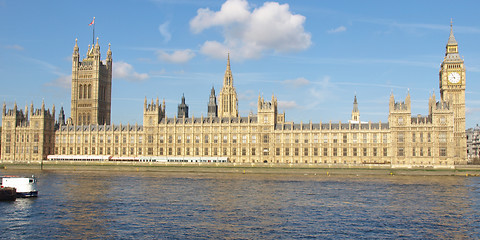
{"left": 47, "top": 155, "right": 228, "bottom": 163}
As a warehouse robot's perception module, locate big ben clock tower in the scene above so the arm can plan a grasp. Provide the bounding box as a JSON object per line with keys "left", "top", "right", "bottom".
{"left": 439, "top": 21, "right": 466, "bottom": 163}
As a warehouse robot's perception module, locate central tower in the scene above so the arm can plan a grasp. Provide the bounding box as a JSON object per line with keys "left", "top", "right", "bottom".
{"left": 439, "top": 22, "right": 466, "bottom": 162}
{"left": 71, "top": 38, "right": 112, "bottom": 126}
{"left": 218, "top": 54, "right": 238, "bottom": 118}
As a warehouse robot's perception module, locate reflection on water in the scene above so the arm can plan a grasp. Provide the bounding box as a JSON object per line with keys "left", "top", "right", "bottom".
{"left": 0, "top": 171, "right": 479, "bottom": 239}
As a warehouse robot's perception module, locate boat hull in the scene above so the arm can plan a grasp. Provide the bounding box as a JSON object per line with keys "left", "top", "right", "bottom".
{"left": 17, "top": 191, "right": 38, "bottom": 198}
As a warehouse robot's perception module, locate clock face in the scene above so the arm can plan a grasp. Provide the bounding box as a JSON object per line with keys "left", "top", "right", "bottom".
{"left": 448, "top": 72, "right": 461, "bottom": 84}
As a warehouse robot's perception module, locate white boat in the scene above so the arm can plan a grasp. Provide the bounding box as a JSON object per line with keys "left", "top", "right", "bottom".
{"left": 0, "top": 176, "right": 38, "bottom": 197}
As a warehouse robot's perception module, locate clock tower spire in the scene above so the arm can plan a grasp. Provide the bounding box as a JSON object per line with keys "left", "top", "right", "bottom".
{"left": 439, "top": 20, "right": 466, "bottom": 163}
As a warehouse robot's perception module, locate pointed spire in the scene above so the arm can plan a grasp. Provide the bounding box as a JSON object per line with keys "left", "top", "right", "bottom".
{"left": 74, "top": 38, "right": 79, "bottom": 53}
{"left": 2, "top": 101, "right": 6, "bottom": 116}
{"left": 144, "top": 97, "right": 147, "bottom": 109}
{"left": 227, "top": 52, "right": 231, "bottom": 71}
{"left": 352, "top": 95, "right": 359, "bottom": 112}
{"left": 223, "top": 52, "right": 233, "bottom": 87}
{"left": 448, "top": 18, "right": 457, "bottom": 45}
{"left": 106, "top": 43, "right": 112, "bottom": 61}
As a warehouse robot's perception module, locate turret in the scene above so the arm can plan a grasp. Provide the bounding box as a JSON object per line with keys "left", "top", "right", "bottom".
{"left": 207, "top": 86, "right": 218, "bottom": 118}
{"left": 351, "top": 95, "right": 360, "bottom": 123}
{"left": 178, "top": 94, "right": 189, "bottom": 118}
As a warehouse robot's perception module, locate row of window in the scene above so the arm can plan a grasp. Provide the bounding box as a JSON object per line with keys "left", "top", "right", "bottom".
{"left": 397, "top": 132, "right": 446, "bottom": 143}
{"left": 397, "top": 147, "right": 446, "bottom": 157}
{"left": 54, "top": 146, "right": 389, "bottom": 157}
{"left": 55, "top": 133, "right": 391, "bottom": 145}
{"left": 5, "top": 133, "right": 41, "bottom": 143}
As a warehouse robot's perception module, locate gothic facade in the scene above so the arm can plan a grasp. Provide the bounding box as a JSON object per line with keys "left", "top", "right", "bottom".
{"left": 0, "top": 25, "right": 467, "bottom": 167}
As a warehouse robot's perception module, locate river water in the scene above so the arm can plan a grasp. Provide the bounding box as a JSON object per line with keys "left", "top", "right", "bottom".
{"left": 0, "top": 170, "right": 479, "bottom": 239}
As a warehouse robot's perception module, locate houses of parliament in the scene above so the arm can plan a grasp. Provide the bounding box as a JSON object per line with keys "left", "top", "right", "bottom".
{"left": 0, "top": 24, "right": 468, "bottom": 167}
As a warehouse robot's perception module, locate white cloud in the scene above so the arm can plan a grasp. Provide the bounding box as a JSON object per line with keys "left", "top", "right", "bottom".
{"left": 113, "top": 61, "right": 149, "bottom": 81}
{"left": 157, "top": 49, "right": 196, "bottom": 63}
{"left": 278, "top": 100, "right": 298, "bottom": 109}
{"left": 282, "top": 77, "right": 310, "bottom": 88}
{"left": 238, "top": 89, "right": 256, "bottom": 101}
{"left": 4, "top": 44, "right": 24, "bottom": 51}
{"left": 45, "top": 75, "right": 72, "bottom": 89}
{"left": 158, "top": 21, "right": 171, "bottom": 43}
{"left": 327, "top": 26, "right": 346, "bottom": 34}
{"left": 191, "top": 0, "right": 311, "bottom": 60}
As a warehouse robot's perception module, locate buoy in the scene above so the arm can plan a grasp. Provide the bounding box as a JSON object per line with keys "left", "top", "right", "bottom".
{"left": 243, "top": 170, "right": 246, "bottom": 174}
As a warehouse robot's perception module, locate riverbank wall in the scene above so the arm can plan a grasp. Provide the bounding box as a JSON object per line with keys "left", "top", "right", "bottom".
{"left": 1, "top": 161, "right": 480, "bottom": 176}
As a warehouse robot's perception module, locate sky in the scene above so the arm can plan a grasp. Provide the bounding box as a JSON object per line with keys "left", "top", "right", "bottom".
{"left": 1, "top": 0, "right": 480, "bottom": 128}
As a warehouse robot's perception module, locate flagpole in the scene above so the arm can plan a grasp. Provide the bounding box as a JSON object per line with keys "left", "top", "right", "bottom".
{"left": 92, "top": 17, "right": 95, "bottom": 46}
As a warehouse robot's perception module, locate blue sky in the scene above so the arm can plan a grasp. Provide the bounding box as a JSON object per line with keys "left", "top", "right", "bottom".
{"left": 1, "top": 0, "right": 480, "bottom": 128}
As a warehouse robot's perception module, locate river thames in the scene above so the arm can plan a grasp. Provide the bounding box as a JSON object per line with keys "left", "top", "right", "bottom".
{"left": 1, "top": 170, "right": 479, "bottom": 239}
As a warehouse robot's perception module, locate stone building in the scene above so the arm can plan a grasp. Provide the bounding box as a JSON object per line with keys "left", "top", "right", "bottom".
{"left": 0, "top": 24, "right": 468, "bottom": 167}
{"left": 466, "top": 125, "right": 480, "bottom": 161}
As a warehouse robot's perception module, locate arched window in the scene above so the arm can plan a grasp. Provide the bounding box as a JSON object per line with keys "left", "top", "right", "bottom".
{"left": 87, "top": 113, "right": 91, "bottom": 125}
{"left": 88, "top": 84, "right": 92, "bottom": 99}
{"left": 79, "top": 85, "right": 83, "bottom": 99}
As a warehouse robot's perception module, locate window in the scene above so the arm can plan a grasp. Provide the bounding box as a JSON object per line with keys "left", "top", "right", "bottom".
{"left": 440, "top": 147, "right": 447, "bottom": 157}
{"left": 353, "top": 148, "right": 357, "bottom": 156}
{"left": 333, "top": 148, "right": 337, "bottom": 156}
{"left": 439, "top": 132, "right": 447, "bottom": 143}
{"left": 323, "top": 148, "right": 328, "bottom": 156}
{"left": 148, "top": 135, "right": 153, "bottom": 143}
{"left": 363, "top": 148, "right": 367, "bottom": 156}
{"left": 223, "top": 135, "right": 228, "bottom": 143}
{"left": 263, "top": 148, "right": 269, "bottom": 156}
{"left": 285, "top": 148, "right": 290, "bottom": 156}
{"left": 398, "top": 148, "right": 404, "bottom": 156}
{"left": 177, "top": 136, "right": 182, "bottom": 144}
{"left": 242, "top": 135, "right": 247, "bottom": 143}
{"left": 263, "top": 134, "right": 269, "bottom": 143}
{"left": 177, "top": 148, "right": 181, "bottom": 155}
{"left": 252, "top": 148, "right": 256, "bottom": 156}
{"left": 294, "top": 148, "right": 299, "bottom": 156}
{"left": 333, "top": 134, "right": 338, "bottom": 143}
{"left": 232, "top": 135, "right": 237, "bottom": 143}
{"left": 383, "top": 148, "right": 388, "bottom": 157}
{"left": 214, "top": 135, "right": 218, "bottom": 143}
{"left": 186, "top": 148, "right": 190, "bottom": 156}
{"left": 412, "top": 133, "right": 416, "bottom": 143}
{"left": 343, "top": 135, "right": 347, "bottom": 143}
{"left": 304, "top": 148, "right": 308, "bottom": 156}
{"left": 373, "top": 134, "right": 377, "bottom": 143}
{"left": 232, "top": 148, "right": 236, "bottom": 155}
{"left": 363, "top": 134, "right": 367, "bottom": 143}
{"left": 412, "top": 147, "right": 416, "bottom": 156}
{"left": 398, "top": 133, "right": 404, "bottom": 143}
{"left": 204, "top": 148, "right": 209, "bottom": 155}
{"left": 276, "top": 148, "right": 280, "bottom": 156}
{"left": 373, "top": 148, "right": 377, "bottom": 156}
{"left": 314, "top": 148, "right": 318, "bottom": 156}
{"left": 343, "top": 148, "right": 347, "bottom": 156}
{"left": 252, "top": 135, "right": 256, "bottom": 143}
{"left": 186, "top": 136, "right": 191, "bottom": 143}
{"left": 204, "top": 135, "right": 209, "bottom": 144}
